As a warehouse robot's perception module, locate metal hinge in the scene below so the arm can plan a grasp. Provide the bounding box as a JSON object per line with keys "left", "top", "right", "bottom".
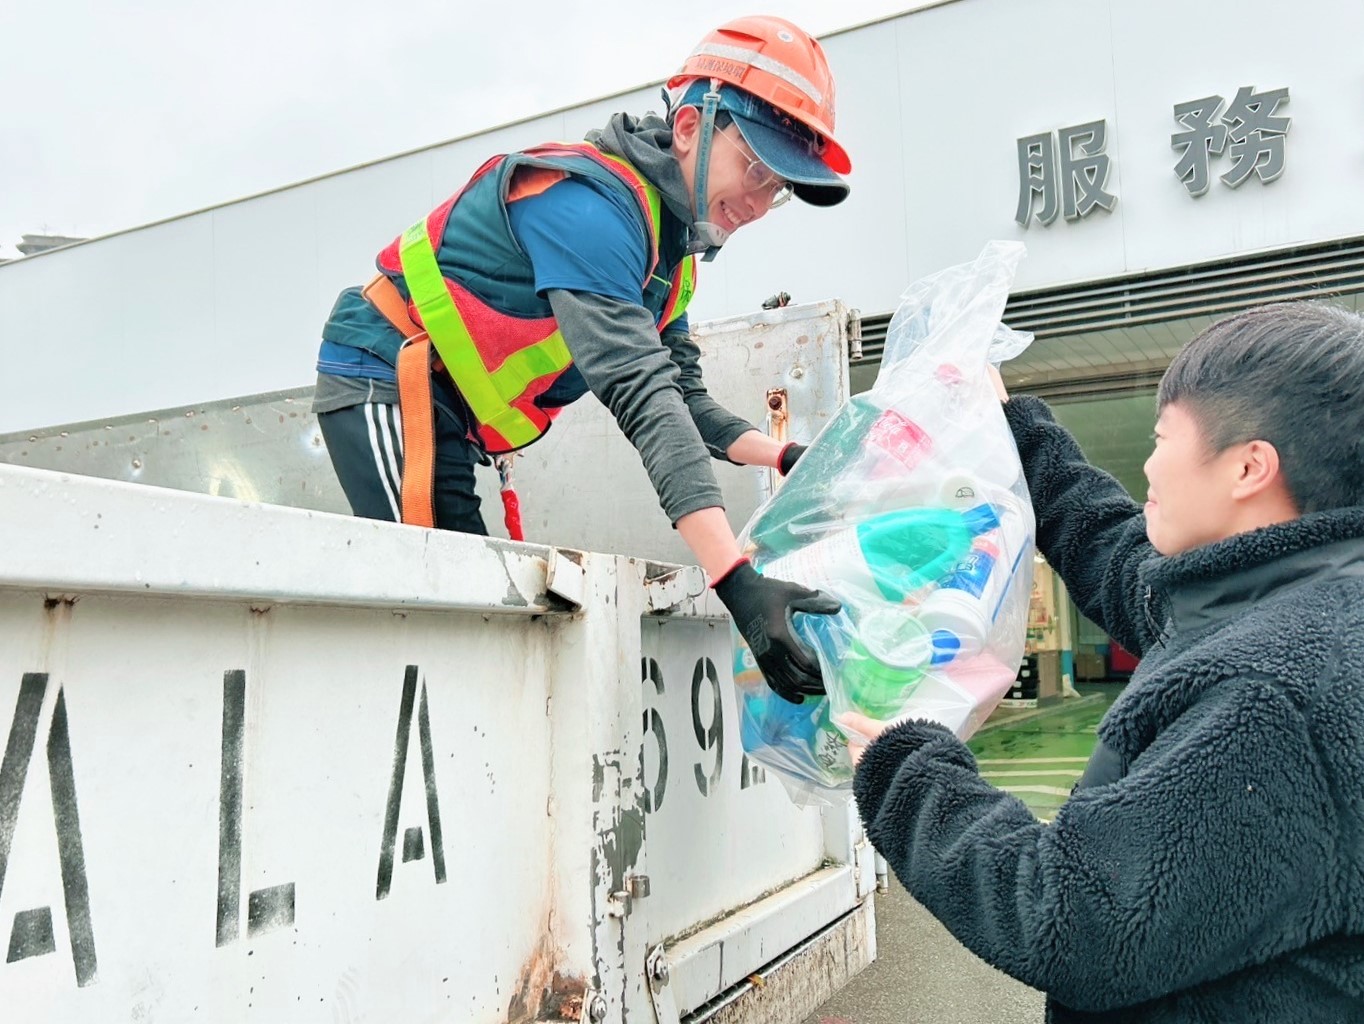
{"left": 606, "top": 874, "right": 651, "bottom": 918}
{"left": 847, "top": 308, "right": 863, "bottom": 361}
{"left": 645, "top": 944, "right": 679, "bottom": 1024}
{"left": 764, "top": 386, "right": 790, "bottom": 500}
{"left": 765, "top": 386, "right": 789, "bottom": 443}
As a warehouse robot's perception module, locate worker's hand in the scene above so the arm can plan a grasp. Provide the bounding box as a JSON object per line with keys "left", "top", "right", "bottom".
{"left": 713, "top": 560, "right": 840, "bottom": 703}
{"left": 987, "top": 365, "right": 1009, "bottom": 403}
{"left": 777, "top": 442, "right": 808, "bottom": 476}
{"left": 835, "top": 711, "right": 894, "bottom": 766}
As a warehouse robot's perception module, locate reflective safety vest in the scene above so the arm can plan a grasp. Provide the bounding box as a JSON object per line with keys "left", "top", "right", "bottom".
{"left": 374, "top": 143, "right": 696, "bottom": 454}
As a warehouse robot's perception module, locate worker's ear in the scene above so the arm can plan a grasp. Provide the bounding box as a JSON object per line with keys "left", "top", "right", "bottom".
{"left": 671, "top": 105, "right": 700, "bottom": 158}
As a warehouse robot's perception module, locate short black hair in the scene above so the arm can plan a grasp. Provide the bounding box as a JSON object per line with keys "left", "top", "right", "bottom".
{"left": 1158, "top": 301, "right": 1364, "bottom": 513}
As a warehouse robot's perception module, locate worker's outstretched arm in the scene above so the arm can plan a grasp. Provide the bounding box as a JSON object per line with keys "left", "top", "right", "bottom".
{"left": 548, "top": 288, "right": 838, "bottom": 701}
{"left": 660, "top": 322, "right": 806, "bottom": 475}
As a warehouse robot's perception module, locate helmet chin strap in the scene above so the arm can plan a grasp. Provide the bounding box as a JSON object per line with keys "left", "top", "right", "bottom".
{"left": 689, "top": 81, "right": 729, "bottom": 262}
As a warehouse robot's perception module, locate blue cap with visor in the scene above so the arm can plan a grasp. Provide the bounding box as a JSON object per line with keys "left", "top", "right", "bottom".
{"left": 676, "top": 80, "right": 849, "bottom": 208}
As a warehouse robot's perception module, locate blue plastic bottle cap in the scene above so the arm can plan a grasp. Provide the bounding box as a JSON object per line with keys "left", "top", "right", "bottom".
{"left": 930, "top": 629, "right": 961, "bottom": 666}
{"left": 961, "top": 503, "right": 1001, "bottom": 536}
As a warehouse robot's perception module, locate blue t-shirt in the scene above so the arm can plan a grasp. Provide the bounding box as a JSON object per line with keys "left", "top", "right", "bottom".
{"left": 316, "top": 176, "right": 688, "bottom": 404}
{"left": 510, "top": 175, "right": 651, "bottom": 304}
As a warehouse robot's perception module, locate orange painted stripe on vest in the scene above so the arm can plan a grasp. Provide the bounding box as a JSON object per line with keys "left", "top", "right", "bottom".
{"left": 506, "top": 166, "right": 569, "bottom": 204}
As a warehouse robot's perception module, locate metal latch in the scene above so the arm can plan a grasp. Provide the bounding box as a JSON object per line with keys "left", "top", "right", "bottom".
{"left": 848, "top": 308, "right": 863, "bottom": 361}
{"left": 764, "top": 387, "right": 790, "bottom": 499}
{"left": 545, "top": 548, "right": 586, "bottom": 611}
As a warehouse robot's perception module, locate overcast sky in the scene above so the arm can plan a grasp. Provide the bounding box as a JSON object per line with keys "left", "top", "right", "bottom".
{"left": 0, "top": 0, "right": 931, "bottom": 259}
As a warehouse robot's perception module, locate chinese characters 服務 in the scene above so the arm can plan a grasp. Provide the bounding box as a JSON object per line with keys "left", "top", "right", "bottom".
{"left": 1015, "top": 84, "right": 1291, "bottom": 227}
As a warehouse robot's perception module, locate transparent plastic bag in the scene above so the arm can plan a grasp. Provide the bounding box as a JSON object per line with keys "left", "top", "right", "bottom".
{"left": 732, "top": 241, "right": 1036, "bottom": 796}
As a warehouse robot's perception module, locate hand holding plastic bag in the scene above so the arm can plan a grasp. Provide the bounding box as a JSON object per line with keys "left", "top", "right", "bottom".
{"left": 731, "top": 241, "right": 1037, "bottom": 796}
{"left": 713, "top": 560, "right": 841, "bottom": 703}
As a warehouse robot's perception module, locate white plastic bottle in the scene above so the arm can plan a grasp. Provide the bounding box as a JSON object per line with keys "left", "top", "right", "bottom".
{"left": 918, "top": 502, "right": 1031, "bottom": 663}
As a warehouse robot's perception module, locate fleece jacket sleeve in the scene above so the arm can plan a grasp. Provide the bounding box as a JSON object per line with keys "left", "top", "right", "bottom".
{"left": 1003, "top": 394, "right": 1161, "bottom": 657}
{"left": 854, "top": 679, "right": 1334, "bottom": 1013}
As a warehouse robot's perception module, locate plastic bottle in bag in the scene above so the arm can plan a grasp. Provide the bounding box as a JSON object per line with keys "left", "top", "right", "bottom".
{"left": 792, "top": 606, "right": 928, "bottom": 721}
{"left": 859, "top": 408, "right": 934, "bottom": 480}
{"left": 744, "top": 396, "right": 897, "bottom": 556}
{"left": 734, "top": 632, "right": 850, "bottom": 776}
{"left": 839, "top": 606, "right": 934, "bottom": 717}
{"left": 738, "top": 688, "right": 850, "bottom": 783}
{"left": 918, "top": 503, "right": 1031, "bottom": 663}
{"left": 872, "top": 364, "right": 1022, "bottom": 496}
{"left": 759, "top": 506, "right": 979, "bottom": 602}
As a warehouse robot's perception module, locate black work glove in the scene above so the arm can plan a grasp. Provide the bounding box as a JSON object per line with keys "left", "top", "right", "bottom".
{"left": 713, "top": 560, "right": 841, "bottom": 704}
{"left": 778, "top": 442, "right": 808, "bottom": 476}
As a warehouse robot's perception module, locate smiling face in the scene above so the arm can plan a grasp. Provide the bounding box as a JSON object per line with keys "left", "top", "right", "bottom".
{"left": 1141, "top": 403, "right": 1241, "bottom": 555}
{"left": 672, "top": 107, "right": 788, "bottom": 233}
{"left": 1143, "top": 400, "right": 1302, "bottom": 556}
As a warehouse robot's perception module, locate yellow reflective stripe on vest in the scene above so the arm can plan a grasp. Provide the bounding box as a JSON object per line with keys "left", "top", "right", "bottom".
{"left": 397, "top": 223, "right": 506, "bottom": 425}
{"left": 487, "top": 331, "right": 571, "bottom": 401}
{"left": 398, "top": 222, "right": 553, "bottom": 449}
{"left": 668, "top": 256, "right": 696, "bottom": 326}
{"left": 601, "top": 153, "right": 662, "bottom": 272}
{"left": 597, "top": 153, "right": 694, "bottom": 329}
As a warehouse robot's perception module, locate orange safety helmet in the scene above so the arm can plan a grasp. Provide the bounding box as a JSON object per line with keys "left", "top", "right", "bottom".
{"left": 668, "top": 15, "right": 850, "bottom": 175}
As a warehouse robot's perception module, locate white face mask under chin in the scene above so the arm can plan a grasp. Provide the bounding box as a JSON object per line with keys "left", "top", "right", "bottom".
{"left": 688, "top": 219, "right": 730, "bottom": 260}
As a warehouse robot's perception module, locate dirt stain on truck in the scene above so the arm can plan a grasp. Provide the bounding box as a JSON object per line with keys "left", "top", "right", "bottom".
{"left": 507, "top": 930, "right": 586, "bottom": 1021}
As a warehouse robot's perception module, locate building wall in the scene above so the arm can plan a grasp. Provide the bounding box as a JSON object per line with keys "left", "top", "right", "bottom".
{"left": 4, "top": 0, "right": 1361, "bottom": 432}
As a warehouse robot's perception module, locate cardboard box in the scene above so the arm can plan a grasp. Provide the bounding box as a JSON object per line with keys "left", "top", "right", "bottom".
{"left": 1075, "top": 652, "right": 1107, "bottom": 681}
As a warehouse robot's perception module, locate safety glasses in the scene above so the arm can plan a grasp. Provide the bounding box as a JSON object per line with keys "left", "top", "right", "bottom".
{"left": 713, "top": 128, "right": 794, "bottom": 208}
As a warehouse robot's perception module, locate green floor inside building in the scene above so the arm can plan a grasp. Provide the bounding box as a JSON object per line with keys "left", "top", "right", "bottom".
{"left": 966, "top": 683, "right": 1125, "bottom": 820}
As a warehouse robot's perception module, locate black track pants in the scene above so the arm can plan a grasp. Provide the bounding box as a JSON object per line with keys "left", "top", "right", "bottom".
{"left": 316, "top": 400, "right": 488, "bottom": 536}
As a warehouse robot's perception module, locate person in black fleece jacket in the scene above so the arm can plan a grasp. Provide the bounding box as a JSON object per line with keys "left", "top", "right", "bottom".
{"left": 840, "top": 301, "right": 1364, "bottom": 1022}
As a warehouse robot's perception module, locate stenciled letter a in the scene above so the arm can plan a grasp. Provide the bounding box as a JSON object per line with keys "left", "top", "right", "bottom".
{"left": 0, "top": 673, "right": 97, "bottom": 986}
{"left": 375, "top": 666, "right": 447, "bottom": 900}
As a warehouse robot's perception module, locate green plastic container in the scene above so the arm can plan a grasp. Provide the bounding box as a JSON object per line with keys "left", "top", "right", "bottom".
{"left": 841, "top": 607, "right": 933, "bottom": 718}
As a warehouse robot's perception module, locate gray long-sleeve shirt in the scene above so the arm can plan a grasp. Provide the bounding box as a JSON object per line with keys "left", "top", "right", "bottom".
{"left": 548, "top": 288, "right": 752, "bottom": 523}
{"left": 570, "top": 112, "right": 757, "bottom": 523}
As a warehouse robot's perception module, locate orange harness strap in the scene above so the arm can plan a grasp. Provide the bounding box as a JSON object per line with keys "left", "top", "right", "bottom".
{"left": 363, "top": 274, "right": 437, "bottom": 528}
{"left": 395, "top": 338, "right": 437, "bottom": 529}
{"left": 361, "top": 273, "right": 422, "bottom": 337}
